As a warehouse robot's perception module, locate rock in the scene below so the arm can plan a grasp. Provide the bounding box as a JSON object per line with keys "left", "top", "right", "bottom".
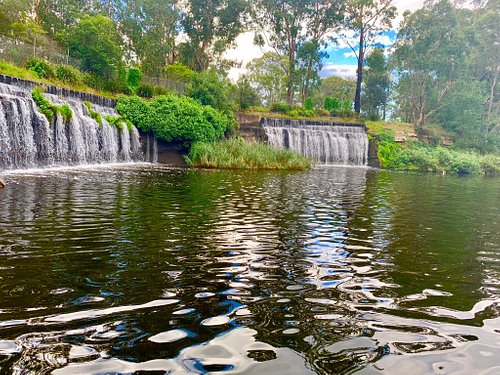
{"left": 0, "top": 179, "right": 5, "bottom": 188}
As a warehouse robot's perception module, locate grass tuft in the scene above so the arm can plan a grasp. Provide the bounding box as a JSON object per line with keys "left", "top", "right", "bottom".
{"left": 185, "top": 138, "right": 313, "bottom": 170}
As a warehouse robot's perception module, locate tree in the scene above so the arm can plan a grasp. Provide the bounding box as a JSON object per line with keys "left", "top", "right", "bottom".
{"left": 392, "top": 0, "right": 468, "bottom": 128}
{"left": 63, "top": 15, "right": 123, "bottom": 79}
{"left": 470, "top": 0, "right": 499, "bottom": 142}
{"left": 119, "top": 0, "right": 178, "bottom": 76}
{"left": 254, "top": 0, "right": 345, "bottom": 105}
{"left": 362, "top": 47, "right": 390, "bottom": 119}
{"left": 179, "top": 0, "right": 249, "bottom": 71}
{"left": 343, "top": 0, "right": 396, "bottom": 114}
{"left": 237, "top": 75, "right": 261, "bottom": 109}
{"left": 296, "top": 41, "right": 327, "bottom": 104}
{"left": 189, "top": 69, "right": 235, "bottom": 113}
{"left": 247, "top": 52, "right": 288, "bottom": 106}
{"left": 312, "top": 76, "right": 356, "bottom": 108}
{"left": 0, "top": 0, "right": 31, "bottom": 37}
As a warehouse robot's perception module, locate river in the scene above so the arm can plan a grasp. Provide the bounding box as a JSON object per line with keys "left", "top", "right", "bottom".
{"left": 0, "top": 165, "right": 498, "bottom": 374}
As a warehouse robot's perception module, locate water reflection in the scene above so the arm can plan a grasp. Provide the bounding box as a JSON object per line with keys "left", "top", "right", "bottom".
{"left": 0, "top": 166, "right": 498, "bottom": 374}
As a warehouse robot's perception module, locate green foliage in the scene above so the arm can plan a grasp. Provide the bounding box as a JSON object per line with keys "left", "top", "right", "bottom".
{"left": 304, "top": 98, "right": 314, "bottom": 110}
{"left": 164, "top": 64, "right": 195, "bottom": 84}
{"left": 26, "top": 58, "right": 54, "bottom": 79}
{"left": 127, "top": 67, "right": 142, "bottom": 88}
{"left": 32, "top": 86, "right": 57, "bottom": 122}
{"left": 84, "top": 101, "right": 102, "bottom": 126}
{"left": 179, "top": 0, "right": 249, "bottom": 71}
{"left": 63, "top": 15, "right": 123, "bottom": 79}
{"left": 59, "top": 104, "right": 73, "bottom": 123}
{"left": 54, "top": 64, "right": 82, "bottom": 84}
{"left": 189, "top": 70, "right": 233, "bottom": 112}
{"left": 116, "top": 94, "right": 233, "bottom": 145}
{"left": 271, "top": 102, "right": 291, "bottom": 114}
{"left": 32, "top": 87, "right": 72, "bottom": 123}
{"left": 375, "top": 135, "right": 499, "bottom": 175}
{"left": 137, "top": 84, "right": 154, "bottom": 98}
{"left": 324, "top": 97, "right": 340, "bottom": 111}
{"left": 237, "top": 75, "right": 260, "bottom": 110}
{"left": 363, "top": 47, "right": 390, "bottom": 119}
{"left": 104, "top": 115, "right": 133, "bottom": 132}
{"left": 186, "top": 137, "right": 313, "bottom": 170}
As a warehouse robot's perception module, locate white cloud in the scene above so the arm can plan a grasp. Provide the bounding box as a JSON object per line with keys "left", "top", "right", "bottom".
{"left": 320, "top": 63, "right": 357, "bottom": 79}
{"left": 343, "top": 51, "right": 357, "bottom": 59}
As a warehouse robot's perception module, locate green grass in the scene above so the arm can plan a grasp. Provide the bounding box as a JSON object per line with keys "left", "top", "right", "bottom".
{"left": 0, "top": 60, "right": 115, "bottom": 98}
{"left": 378, "top": 140, "right": 500, "bottom": 175}
{"left": 185, "top": 138, "right": 313, "bottom": 170}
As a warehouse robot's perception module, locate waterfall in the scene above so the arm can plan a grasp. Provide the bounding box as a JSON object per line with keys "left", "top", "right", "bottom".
{"left": 0, "top": 81, "right": 157, "bottom": 171}
{"left": 262, "top": 118, "right": 369, "bottom": 166}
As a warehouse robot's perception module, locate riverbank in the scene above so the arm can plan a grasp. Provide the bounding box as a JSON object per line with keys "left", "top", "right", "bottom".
{"left": 366, "top": 121, "right": 500, "bottom": 175}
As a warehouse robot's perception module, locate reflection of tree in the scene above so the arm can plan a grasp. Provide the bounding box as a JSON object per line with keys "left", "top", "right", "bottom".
{"left": 379, "top": 173, "right": 498, "bottom": 316}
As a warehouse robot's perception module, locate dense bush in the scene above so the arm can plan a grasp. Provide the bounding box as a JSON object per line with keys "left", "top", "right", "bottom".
{"left": 270, "top": 102, "right": 291, "bottom": 113}
{"left": 127, "top": 67, "right": 142, "bottom": 87}
{"left": 186, "top": 137, "right": 312, "bottom": 170}
{"left": 116, "top": 94, "right": 233, "bottom": 145}
{"left": 163, "top": 64, "right": 195, "bottom": 83}
{"left": 374, "top": 134, "right": 499, "bottom": 175}
{"left": 304, "top": 98, "right": 314, "bottom": 110}
{"left": 189, "top": 70, "right": 234, "bottom": 113}
{"left": 54, "top": 64, "right": 82, "bottom": 84}
{"left": 26, "top": 58, "right": 54, "bottom": 79}
{"left": 137, "top": 84, "right": 154, "bottom": 98}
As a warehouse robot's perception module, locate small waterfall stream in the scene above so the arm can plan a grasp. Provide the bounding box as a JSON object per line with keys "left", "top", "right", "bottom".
{"left": 262, "top": 118, "right": 369, "bottom": 166}
{"left": 0, "top": 81, "right": 157, "bottom": 171}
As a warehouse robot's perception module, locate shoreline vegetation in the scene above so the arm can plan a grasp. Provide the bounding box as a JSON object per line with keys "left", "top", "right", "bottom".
{"left": 185, "top": 138, "right": 313, "bottom": 171}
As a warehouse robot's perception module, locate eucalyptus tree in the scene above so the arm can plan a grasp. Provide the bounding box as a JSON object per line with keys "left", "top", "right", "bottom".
{"left": 254, "top": 0, "right": 345, "bottom": 105}
{"left": 119, "top": 0, "right": 179, "bottom": 75}
{"left": 179, "top": 0, "right": 250, "bottom": 72}
{"left": 392, "top": 0, "right": 468, "bottom": 129}
{"left": 247, "top": 52, "right": 288, "bottom": 105}
{"left": 362, "top": 47, "right": 389, "bottom": 119}
{"left": 343, "top": 0, "right": 396, "bottom": 114}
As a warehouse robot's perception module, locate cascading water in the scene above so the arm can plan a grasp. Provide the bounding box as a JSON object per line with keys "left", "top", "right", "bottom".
{"left": 0, "top": 81, "right": 157, "bottom": 171}
{"left": 262, "top": 118, "right": 369, "bottom": 166}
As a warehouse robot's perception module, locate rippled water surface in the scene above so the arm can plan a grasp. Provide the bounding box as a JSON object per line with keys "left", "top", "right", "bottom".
{"left": 0, "top": 165, "right": 499, "bottom": 374}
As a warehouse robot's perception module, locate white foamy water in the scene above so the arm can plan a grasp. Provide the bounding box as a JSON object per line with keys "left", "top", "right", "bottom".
{"left": 262, "top": 118, "right": 369, "bottom": 166}
{"left": 0, "top": 82, "right": 157, "bottom": 171}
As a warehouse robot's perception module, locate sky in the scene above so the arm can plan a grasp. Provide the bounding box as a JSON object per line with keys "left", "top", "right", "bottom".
{"left": 226, "top": 0, "right": 426, "bottom": 81}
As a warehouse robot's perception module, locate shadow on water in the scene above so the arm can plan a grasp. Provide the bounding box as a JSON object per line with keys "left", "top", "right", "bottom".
{"left": 0, "top": 165, "right": 498, "bottom": 374}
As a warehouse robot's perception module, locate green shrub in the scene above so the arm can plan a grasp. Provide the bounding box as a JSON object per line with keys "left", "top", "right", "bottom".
{"left": 304, "top": 98, "right": 314, "bottom": 110}
{"left": 54, "top": 64, "right": 82, "bottom": 84}
{"left": 270, "top": 102, "right": 291, "bottom": 114}
{"left": 32, "top": 87, "right": 57, "bottom": 122}
{"left": 32, "top": 87, "right": 73, "bottom": 124}
{"left": 289, "top": 110, "right": 298, "bottom": 118}
{"left": 127, "top": 67, "right": 142, "bottom": 87}
{"left": 84, "top": 101, "right": 102, "bottom": 125}
{"left": 116, "top": 94, "right": 233, "bottom": 146}
{"left": 163, "top": 64, "right": 195, "bottom": 83}
{"left": 137, "top": 84, "right": 154, "bottom": 98}
{"left": 26, "top": 58, "right": 54, "bottom": 79}
{"left": 59, "top": 104, "right": 73, "bottom": 123}
{"left": 104, "top": 115, "right": 133, "bottom": 131}
{"left": 316, "top": 109, "right": 330, "bottom": 117}
{"left": 186, "top": 137, "right": 312, "bottom": 170}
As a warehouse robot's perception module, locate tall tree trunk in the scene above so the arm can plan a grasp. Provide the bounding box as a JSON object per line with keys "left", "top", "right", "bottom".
{"left": 354, "top": 27, "right": 364, "bottom": 115}
{"left": 487, "top": 66, "right": 499, "bottom": 120}
{"left": 287, "top": 42, "right": 296, "bottom": 105}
